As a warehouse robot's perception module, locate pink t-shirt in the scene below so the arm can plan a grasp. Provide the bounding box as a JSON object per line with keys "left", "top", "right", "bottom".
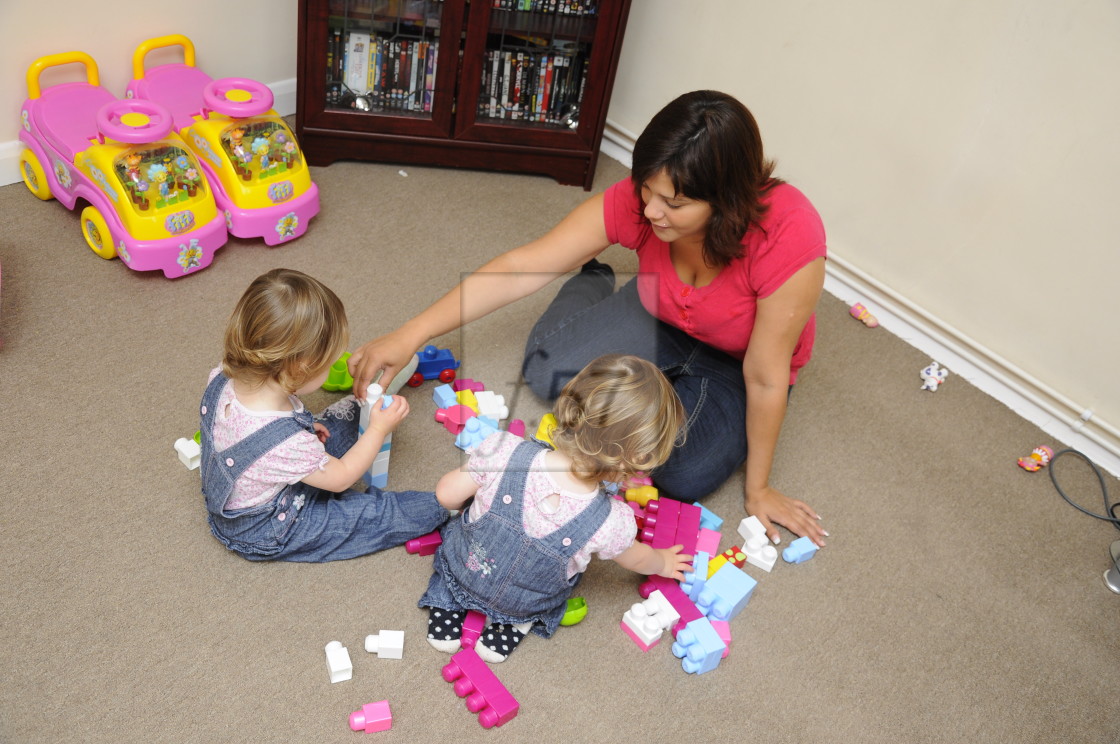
{"left": 603, "top": 178, "right": 827, "bottom": 384}
{"left": 207, "top": 368, "right": 329, "bottom": 510}
{"left": 465, "top": 431, "right": 638, "bottom": 578}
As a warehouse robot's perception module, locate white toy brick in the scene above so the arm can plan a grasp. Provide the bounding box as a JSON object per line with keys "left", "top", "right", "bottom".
{"left": 621, "top": 589, "right": 680, "bottom": 650}
{"left": 474, "top": 390, "right": 509, "bottom": 421}
{"left": 174, "top": 437, "right": 201, "bottom": 470}
{"left": 737, "top": 515, "right": 778, "bottom": 572}
{"left": 365, "top": 630, "right": 405, "bottom": 659}
{"left": 325, "top": 641, "right": 353, "bottom": 683}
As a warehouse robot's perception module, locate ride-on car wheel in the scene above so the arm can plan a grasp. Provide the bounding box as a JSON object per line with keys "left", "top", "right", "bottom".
{"left": 203, "top": 77, "right": 274, "bottom": 118}
{"left": 19, "top": 149, "right": 53, "bottom": 201}
{"left": 80, "top": 205, "right": 117, "bottom": 259}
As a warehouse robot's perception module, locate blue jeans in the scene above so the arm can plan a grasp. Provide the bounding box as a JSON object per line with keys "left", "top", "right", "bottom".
{"left": 521, "top": 271, "right": 748, "bottom": 501}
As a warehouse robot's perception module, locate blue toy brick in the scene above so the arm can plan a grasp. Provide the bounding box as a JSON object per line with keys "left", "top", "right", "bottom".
{"left": 680, "top": 551, "right": 710, "bottom": 602}
{"left": 455, "top": 416, "right": 500, "bottom": 451}
{"left": 671, "top": 617, "right": 726, "bottom": 675}
{"left": 696, "top": 564, "right": 757, "bottom": 622}
{"left": 782, "top": 535, "right": 819, "bottom": 564}
{"left": 693, "top": 501, "right": 724, "bottom": 531}
{"left": 433, "top": 383, "right": 458, "bottom": 409}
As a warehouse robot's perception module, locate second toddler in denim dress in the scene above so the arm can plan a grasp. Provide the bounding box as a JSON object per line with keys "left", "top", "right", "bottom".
{"left": 420, "top": 354, "right": 692, "bottom": 662}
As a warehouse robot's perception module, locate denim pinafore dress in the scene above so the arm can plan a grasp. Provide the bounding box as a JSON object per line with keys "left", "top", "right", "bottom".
{"left": 420, "top": 440, "right": 611, "bottom": 638}
{"left": 199, "top": 373, "right": 447, "bottom": 562}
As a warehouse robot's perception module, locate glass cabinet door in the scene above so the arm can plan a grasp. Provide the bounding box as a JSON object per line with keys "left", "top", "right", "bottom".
{"left": 315, "top": 0, "right": 462, "bottom": 135}
{"left": 456, "top": 1, "right": 611, "bottom": 147}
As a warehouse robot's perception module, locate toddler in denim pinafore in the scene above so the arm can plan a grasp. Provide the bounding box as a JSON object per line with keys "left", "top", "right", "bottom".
{"left": 198, "top": 268, "right": 447, "bottom": 562}
{"left": 420, "top": 354, "right": 693, "bottom": 662}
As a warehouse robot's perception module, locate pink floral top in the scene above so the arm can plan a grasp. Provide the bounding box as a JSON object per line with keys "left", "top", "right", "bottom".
{"left": 207, "top": 368, "right": 329, "bottom": 510}
{"left": 464, "top": 431, "right": 638, "bottom": 578}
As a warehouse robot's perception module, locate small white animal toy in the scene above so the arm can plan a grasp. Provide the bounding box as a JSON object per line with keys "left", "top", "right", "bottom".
{"left": 919, "top": 361, "right": 949, "bottom": 391}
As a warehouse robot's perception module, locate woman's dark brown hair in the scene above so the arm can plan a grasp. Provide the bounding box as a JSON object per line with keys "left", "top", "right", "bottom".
{"left": 631, "top": 90, "right": 781, "bottom": 268}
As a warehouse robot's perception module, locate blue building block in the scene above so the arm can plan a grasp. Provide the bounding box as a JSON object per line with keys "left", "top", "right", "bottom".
{"left": 680, "top": 551, "right": 710, "bottom": 602}
{"left": 782, "top": 535, "right": 819, "bottom": 564}
{"left": 432, "top": 383, "right": 458, "bottom": 410}
{"left": 671, "top": 617, "right": 726, "bottom": 674}
{"left": 693, "top": 501, "right": 724, "bottom": 531}
{"left": 455, "top": 416, "right": 499, "bottom": 451}
{"left": 695, "top": 564, "right": 757, "bottom": 622}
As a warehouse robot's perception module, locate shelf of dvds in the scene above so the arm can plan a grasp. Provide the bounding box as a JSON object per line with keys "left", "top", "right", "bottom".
{"left": 296, "top": 0, "right": 632, "bottom": 189}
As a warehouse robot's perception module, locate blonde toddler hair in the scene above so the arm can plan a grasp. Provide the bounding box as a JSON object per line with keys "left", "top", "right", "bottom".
{"left": 222, "top": 268, "right": 349, "bottom": 394}
{"left": 551, "top": 354, "right": 686, "bottom": 483}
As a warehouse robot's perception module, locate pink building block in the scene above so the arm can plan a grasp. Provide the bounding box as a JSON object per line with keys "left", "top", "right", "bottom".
{"left": 639, "top": 575, "right": 703, "bottom": 636}
{"left": 711, "top": 619, "right": 732, "bottom": 658}
{"left": 435, "top": 404, "right": 476, "bottom": 434}
{"left": 349, "top": 700, "right": 392, "bottom": 732}
{"left": 696, "top": 527, "right": 721, "bottom": 557}
{"left": 452, "top": 378, "right": 485, "bottom": 392}
{"left": 460, "top": 610, "right": 486, "bottom": 649}
{"left": 639, "top": 496, "right": 681, "bottom": 548}
{"left": 441, "top": 649, "right": 520, "bottom": 728}
{"left": 405, "top": 530, "right": 442, "bottom": 556}
{"left": 674, "top": 502, "right": 702, "bottom": 554}
{"left": 507, "top": 419, "right": 526, "bottom": 438}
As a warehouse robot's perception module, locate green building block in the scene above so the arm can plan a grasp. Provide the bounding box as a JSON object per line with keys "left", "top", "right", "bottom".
{"left": 322, "top": 352, "right": 354, "bottom": 392}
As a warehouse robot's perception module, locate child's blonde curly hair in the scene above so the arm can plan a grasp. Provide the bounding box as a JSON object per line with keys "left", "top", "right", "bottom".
{"left": 551, "top": 354, "right": 686, "bottom": 483}
{"left": 222, "top": 268, "right": 349, "bottom": 394}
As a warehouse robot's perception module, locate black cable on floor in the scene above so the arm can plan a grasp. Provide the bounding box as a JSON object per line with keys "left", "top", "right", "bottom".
{"left": 1047, "top": 449, "right": 1120, "bottom": 533}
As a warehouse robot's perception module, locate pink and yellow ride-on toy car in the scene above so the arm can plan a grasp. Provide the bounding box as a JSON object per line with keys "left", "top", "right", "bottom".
{"left": 19, "top": 52, "right": 228, "bottom": 277}
{"left": 126, "top": 35, "right": 319, "bottom": 245}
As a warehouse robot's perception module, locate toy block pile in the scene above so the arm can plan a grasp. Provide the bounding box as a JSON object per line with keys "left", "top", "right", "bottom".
{"left": 619, "top": 488, "right": 819, "bottom": 675}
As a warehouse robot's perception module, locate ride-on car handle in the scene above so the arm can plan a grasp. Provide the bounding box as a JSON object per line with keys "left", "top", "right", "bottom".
{"left": 26, "top": 51, "right": 99, "bottom": 100}
{"left": 131, "top": 33, "right": 196, "bottom": 80}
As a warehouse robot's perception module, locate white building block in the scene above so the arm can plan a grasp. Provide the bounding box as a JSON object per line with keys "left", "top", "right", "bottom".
{"left": 325, "top": 641, "right": 353, "bottom": 683}
{"left": 620, "top": 589, "right": 680, "bottom": 650}
{"left": 737, "top": 515, "right": 778, "bottom": 572}
{"left": 474, "top": 390, "right": 509, "bottom": 421}
{"left": 365, "top": 630, "right": 405, "bottom": 659}
{"left": 174, "top": 437, "right": 201, "bottom": 470}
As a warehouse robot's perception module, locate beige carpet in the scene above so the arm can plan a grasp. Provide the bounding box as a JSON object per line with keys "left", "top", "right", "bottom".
{"left": 1, "top": 154, "right": 1118, "bottom": 744}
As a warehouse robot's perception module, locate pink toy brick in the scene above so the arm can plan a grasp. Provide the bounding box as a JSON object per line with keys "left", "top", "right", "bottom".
{"left": 452, "top": 378, "right": 485, "bottom": 392}
{"left": 674, "top": 502, "right": 702, "bottom": 554}
{"left": 711, "top": 619, "right": 732, "bottom": 658}
{"left": 349, "top": 700, "right": 392, "bottom": 733}
{"left": 405, "top": 530, "right": 442, "bottom": 556}
{"left": 460, "top": 610, "right": 486, "bottom": 649}
{"left": 507, "top": 419, "right": 526, "bottom": 438}
{"left": 696, "top": 527, "right": 721, "bottom": 557}
{"left": 441, "top": 649, "right": 520, "bottom": 728}
{"left": 435, "top": 404, "right": 476, "bottom": 434}
{"left": 639, "top": 575, "right": 703, "bottom": 636}
{"left": 639, "top": 496, "right": 681, "bottom": 548}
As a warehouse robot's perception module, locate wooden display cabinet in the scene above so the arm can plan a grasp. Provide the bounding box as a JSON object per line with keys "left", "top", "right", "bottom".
{"left": 296, "top": 0, "right": 632, "bottom": 189}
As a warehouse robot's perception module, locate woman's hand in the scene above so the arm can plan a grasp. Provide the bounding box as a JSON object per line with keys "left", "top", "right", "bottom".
{"left": 745, "top": 485, "right": 827, "bottom": 548}
{"left": 348, "top": 331, "right": 421, "bottom": 401}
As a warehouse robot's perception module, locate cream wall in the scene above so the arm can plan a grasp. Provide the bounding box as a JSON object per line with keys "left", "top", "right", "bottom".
{"left": 609, "top": 0, "right": 1120, "bottom": 458}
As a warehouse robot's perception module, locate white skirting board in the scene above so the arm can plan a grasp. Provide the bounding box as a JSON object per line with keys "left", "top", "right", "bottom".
{"left": 600, "top": 119, "right": 1120, "bottom": 478}
{"left": 0, "top": 78, "right": 298, "bottom": 188}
